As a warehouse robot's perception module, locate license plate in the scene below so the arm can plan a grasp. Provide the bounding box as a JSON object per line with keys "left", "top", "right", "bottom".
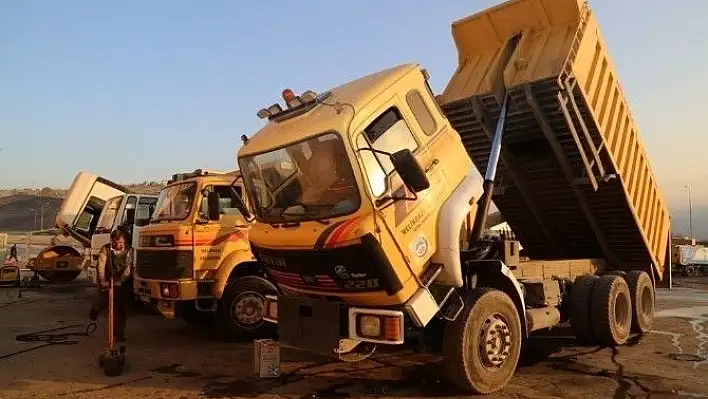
{"left": 139, "top": 294, "right": 150, "bottom": 303}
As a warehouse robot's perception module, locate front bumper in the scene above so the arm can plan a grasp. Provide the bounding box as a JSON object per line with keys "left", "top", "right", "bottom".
{"left": 263, "top": 295, "right": 409, "bottom": 356}
{"left": 134, "top": 277, "right": 211, "bottom": 319}
{"left": 263, "top": 286, "right": 443, "bottom": 355}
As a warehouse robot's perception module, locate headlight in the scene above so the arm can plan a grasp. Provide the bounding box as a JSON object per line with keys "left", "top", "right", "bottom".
{"left": 358, "top": 315, "right": 381, "bottom": 338}
{"left": 350, "top": 309, "right": 404, "bottom": 344}
{"left": 160, "top": 283, "right": 179, "bottom": 298}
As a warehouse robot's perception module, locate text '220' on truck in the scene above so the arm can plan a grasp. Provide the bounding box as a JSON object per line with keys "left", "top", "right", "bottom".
{"left": 237, "top": 0, "right": 671, "bottom": 394}
{"left": 133, "top": 169, "right": 279, "bottom": 339}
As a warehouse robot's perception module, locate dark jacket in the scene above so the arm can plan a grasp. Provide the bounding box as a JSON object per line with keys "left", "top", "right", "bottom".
{"left": 96, "top": 244, "right": 134, "bottom": 286}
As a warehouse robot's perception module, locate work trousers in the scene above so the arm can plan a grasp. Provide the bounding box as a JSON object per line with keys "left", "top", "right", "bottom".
{"left": 92, "top": 281, "right": 131, "bottom": 338}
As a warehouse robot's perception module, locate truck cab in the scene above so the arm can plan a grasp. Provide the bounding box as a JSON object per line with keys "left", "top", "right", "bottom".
{"left": 133, "top": 169, "right": 278, "bottom": 339}
{"left": 34, "top": 171, "right": 156, "bottom": 283}
{"left": 237, "top": 67, "right": 470, "bottom": 353}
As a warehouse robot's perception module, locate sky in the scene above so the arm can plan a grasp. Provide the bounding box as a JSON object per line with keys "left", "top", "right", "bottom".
{"left": 1, "top": 0, "right": 707, "bottom": 218}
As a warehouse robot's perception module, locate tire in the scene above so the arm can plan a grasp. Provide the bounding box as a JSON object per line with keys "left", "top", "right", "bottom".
{"left": 218, "top": 275, "right": 278, "bottom": 341}
{"left": 443, "top": 287, "right": 522, "bottom": 394}
{"left": 180, "top": 302, "right": 217, "bottom": 327}
{"left": 568, "top": 274, "right": 599, "bottom": 344}
{"left": 590, "top": 275, "right": 632, "bottom": 346}
{"left": 625, "top": 270, "right": 654, "bottom": 334}
{"left": 38, "top": 270, "right": 81, "bottom": 282}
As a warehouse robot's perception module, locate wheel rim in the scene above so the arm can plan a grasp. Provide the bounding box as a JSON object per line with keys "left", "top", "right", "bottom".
{"left": 639, "top": 285, "right": 654, "bottom": 318}
{"left": 478, "top": 313, "right": 513, "bottom": 371}
{"left": 615, "top": 291, "right": 631, "bottom": 329}
{"left": 230, "top": 291, "right": 265, "bottom": 329}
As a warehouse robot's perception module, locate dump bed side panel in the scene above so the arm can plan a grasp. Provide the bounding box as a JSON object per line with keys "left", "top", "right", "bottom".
{"left": 438, "top": 0, "right": 670, "bottom": 278}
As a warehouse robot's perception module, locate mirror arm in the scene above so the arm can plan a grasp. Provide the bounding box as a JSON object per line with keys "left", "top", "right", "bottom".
{"left": 355, "top": 147, "right": 391, "bottom": 157}
{"left": 373, "top": 188, "right": 418, "bottom": 208}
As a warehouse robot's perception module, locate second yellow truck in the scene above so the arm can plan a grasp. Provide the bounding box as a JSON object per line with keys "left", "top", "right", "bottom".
{"left": 133, "top": 169, "right": 278, "bottom": 339}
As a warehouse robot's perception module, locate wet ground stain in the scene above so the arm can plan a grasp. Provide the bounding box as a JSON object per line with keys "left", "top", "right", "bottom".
{"left": 149, "top": 364, "right": 201, "bottom": 378}
{"left": 200, "top": 356, "right": 461, "bottom": 399}
{"left": 669, "top": 353, "right": 707, "bottom": 362}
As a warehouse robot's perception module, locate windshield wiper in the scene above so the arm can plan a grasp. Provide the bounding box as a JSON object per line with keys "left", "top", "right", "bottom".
{"left": 279, "top": 209, "right": 330, "bottom": 225}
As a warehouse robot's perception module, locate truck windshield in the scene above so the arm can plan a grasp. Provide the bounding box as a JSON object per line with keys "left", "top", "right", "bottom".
{"left": 151, "top": 182, "right": 197, "bottom": 221}
{"left": 239, "top": 132, "right": 360, "bottom": 223}
{"left": 95, "top": 196, "right": 123, "bottom": 233}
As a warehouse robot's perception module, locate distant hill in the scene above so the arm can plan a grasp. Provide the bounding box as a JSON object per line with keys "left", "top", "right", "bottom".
{"left": 0, "top": 195, "right": 64, "bottom": 231}
{"left": 0, "top": 182, "right": 163, "bottom": 232}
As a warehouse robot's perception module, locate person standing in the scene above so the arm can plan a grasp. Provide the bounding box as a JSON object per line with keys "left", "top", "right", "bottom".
{"left": 89, "top": 229, "right": 134, "bottom": 341}
{"left": 8, "top": 244, "right": 18, "bottom": 262}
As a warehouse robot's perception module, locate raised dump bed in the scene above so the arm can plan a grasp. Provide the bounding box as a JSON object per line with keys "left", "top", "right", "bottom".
{"left": 437, "top": 0, "right": 671, "bottom": 280}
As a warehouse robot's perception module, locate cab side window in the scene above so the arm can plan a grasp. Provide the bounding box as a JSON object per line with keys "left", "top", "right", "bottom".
{"left": 405, "top": 89, "right": 437, "bottom": 136}
{"left": 121, "top": 196, "right": 137, "bottom": 225}
{"left": 200, "top": 185, "right": 245, "bottom": 218}
{"left": 358, "top": 107, "right": 419, "bottom": 197}
{"left": 136, "top": 197, "right": 157, "bottom": 221}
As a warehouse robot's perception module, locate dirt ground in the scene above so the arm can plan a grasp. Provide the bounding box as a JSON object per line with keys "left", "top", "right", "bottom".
{"left": 0, "top": 274, "right": 707, "bottom": 399}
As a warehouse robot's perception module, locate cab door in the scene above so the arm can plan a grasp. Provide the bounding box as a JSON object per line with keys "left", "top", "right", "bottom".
{"left": 354, "top": 73, "right": 452, "bottom": 274}
{"left": 194, "top": 184, "right": 250, "bottom": 269}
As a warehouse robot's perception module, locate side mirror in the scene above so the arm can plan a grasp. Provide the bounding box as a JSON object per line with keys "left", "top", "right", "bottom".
{"left": 207, "top": 191, "right": 221, "bottom": 221}
{"left": 125, "top": 208, "right": 136, "bottom": 226}
{"left": 390, "top": 149, "right": 430, "bottom": 193}
{"left": 135, "top": 218, "right": 150, "bottom": 227}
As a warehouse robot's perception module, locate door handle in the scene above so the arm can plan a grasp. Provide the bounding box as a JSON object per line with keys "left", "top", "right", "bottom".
{"left": 425, "top": 159, "right": 439, "bottom": 173}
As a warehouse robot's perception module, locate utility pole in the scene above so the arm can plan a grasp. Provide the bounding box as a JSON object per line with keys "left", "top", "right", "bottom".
{"left": 30, "top": 208, "right": 37, "bottom": 230}
{"left": 685, "top": 185, "right": 693, "bottom": 240}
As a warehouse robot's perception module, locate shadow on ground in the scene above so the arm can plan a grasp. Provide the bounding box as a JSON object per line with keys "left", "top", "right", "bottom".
{"left": 1, "top": 283, "right": 707, "bottom": 398}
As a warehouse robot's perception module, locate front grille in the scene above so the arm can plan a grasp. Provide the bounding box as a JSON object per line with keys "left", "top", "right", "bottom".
{"left": 136, "top": 249, "right": 193, "bottom": 280}
{"left": 253, "top": 234, "right": 403, "bottom": 295}
{"left": 267, "top": 269, "right": 340, "bottom": 292}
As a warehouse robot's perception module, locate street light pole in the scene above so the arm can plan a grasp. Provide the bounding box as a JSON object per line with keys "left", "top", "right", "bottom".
{"left": 685, "top": 185, "right": 693, "bottom": 239}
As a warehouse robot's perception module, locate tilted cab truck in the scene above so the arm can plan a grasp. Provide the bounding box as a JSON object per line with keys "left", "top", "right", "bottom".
{"left": 133, "top": 169, "right": 279, "bottom": 339}
{"left": 38, "top": 171, "right": 157, "bottom": 283}
{"left": 236, "top": 0, "right": 671, "bottom": 393}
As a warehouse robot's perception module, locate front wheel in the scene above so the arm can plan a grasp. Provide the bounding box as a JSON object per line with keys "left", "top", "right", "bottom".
{"left": 218, "top": 275, "right": 278, "bottom": 341}
{"left": 443, "top": 287, "right": 522, "bottom": 394}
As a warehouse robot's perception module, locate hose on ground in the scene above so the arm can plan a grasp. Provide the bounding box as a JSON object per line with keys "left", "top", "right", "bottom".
{"left": 0, "top": 322, "right": 97, "bottom": 361}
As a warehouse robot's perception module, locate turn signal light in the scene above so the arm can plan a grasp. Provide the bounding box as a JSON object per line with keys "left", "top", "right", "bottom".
{"left": 356, "top": 314, "right": 402, "bottom": 342}
{"left": 263, "top": 295, "right": 278, "bottom": 323}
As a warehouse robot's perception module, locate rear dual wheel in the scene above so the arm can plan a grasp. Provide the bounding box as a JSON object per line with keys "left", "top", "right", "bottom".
{"left": 626, "top": 270, "right": 654, "bottom": 334}
{"left": 590, "top": 275, "right": 632, "bottom": 346}
{"left": 569, "top": 271, "right": 654, "bottom": 346}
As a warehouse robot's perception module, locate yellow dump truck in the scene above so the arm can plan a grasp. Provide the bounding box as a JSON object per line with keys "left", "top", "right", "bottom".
{"left": 237, "top": 0, "right": 671, "bottom": 393}
{"left": 133, "top": 169, "right": 278, "bottom": 339}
